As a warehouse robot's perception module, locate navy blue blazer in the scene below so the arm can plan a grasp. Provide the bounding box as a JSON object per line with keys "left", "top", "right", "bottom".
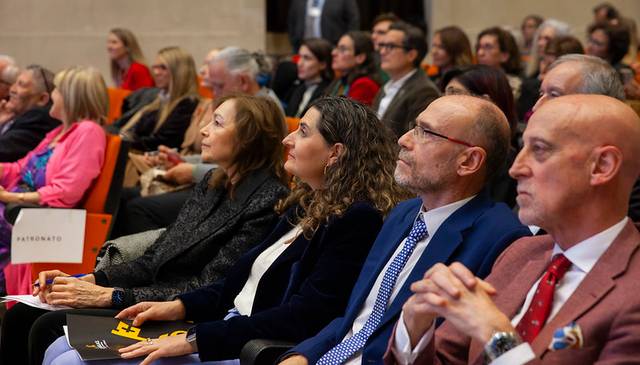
{"left": 290, "top": 192, "right": 532, "bottom": 364}
{"left": 176, "top": 201, "right": 383, "bottom": 361}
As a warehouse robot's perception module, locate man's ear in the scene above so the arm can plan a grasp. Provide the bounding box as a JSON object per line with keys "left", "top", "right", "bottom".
{"left": 456, "top": 147, "right": 486, "bottom": 177}
{"left": 36, "top": 92, "right": 50, "bottom": 107}
{"left": 327, "top": 143, "right": 345, "bottom": 166}
{"left": 238, "top": 74, "right": 251, "bottom": 93}
{"left": 590, "top": 145, "right": 622, "bottom": 186}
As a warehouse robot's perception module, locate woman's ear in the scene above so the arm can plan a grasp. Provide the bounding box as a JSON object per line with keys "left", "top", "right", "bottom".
{"left": 327, "top": 143, "right": 345, "bottom": 166}
{"left": 354, "top": 53, "right": 367, "bottom": 66}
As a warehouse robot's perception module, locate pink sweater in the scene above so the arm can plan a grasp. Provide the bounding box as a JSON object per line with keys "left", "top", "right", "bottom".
{"left": 0, "top": 120, "right": 106, "bottom": 207}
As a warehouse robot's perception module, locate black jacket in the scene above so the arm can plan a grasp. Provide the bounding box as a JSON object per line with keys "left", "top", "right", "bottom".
{"left": 0, "top": 105, "right": 61, "bottom": 162}
{"left": 177, "top": 201, "right": 383, "bottom": 361}
{"left": 93, "top": 169, "right": 289, "bottom": 307}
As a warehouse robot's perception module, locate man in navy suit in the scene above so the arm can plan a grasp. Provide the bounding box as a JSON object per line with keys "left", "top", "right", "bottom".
{"left": 280, "top": 95, "right": 531, "bottom": 365}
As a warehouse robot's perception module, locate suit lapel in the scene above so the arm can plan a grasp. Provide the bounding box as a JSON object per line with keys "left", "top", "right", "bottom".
{"left": 381, "top": 70, "right": 420, "bottom": 120}
{"left": 530, "top": 221, "right": 640, "bottom": 357}
{"left": 342, "top": 203, "right": 418, "bottom": 327}
{"left": 376, "top": 193, "right": 493, "bottom": 331}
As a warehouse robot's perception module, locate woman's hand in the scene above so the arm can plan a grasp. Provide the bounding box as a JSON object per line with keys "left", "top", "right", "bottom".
{"left": 43, "top": 276, "right": 113, "bottom": 308}
{"left": 119, "top": 333, "right": 194, "bottom": 365}
{"left": 116, "top": 300, "right": 186, "bottom": 327}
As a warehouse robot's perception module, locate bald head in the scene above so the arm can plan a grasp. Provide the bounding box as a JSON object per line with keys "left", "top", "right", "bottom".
{"left": 538, "top": 95, "right": 640, "bottom": 186}
{"left": 513, "top": 94, "right": 640, "bottom": 239}
{"left": 434, "top": 95, "right": 511, "bottom": 183}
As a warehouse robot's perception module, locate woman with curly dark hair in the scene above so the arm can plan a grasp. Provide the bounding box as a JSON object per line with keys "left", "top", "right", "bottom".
{"left": 327, "top": 31, "right": 381, "bottom": 106}
{"left": 42, "top": 96, "right": 406, "bottom": 364}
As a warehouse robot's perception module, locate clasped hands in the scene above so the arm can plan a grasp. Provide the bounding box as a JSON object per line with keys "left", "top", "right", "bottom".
{"left": 143, "top": 145, "right": 193, "bottom": 185}
{"left": 402, "top": 262, "right": 514, "bottom": 347}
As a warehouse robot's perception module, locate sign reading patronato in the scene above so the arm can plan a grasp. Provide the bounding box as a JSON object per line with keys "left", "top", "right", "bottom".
{"left": 11, "top": 208, "right": 86, "bottom": 264}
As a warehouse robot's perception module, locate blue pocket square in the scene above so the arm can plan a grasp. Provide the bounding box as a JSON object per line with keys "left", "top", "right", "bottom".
{"left": 548, "top": 321, "right": 584, "bottom": 351}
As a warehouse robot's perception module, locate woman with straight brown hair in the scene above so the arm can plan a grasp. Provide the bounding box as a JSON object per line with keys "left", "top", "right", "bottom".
{"left": 107, "top": 28, "right": 155, "bottom": 90}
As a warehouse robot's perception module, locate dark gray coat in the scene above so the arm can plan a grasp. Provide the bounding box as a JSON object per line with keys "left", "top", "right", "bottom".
{"left": 93, "top": 169, "right": 289, "bottom": 307}
{"left": 372, "top": 69, "right": 440, "bottom": 139}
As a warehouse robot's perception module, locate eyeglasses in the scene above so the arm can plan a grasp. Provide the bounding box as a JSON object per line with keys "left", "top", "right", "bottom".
{"left": 334, "top": 45, "right": 354, "bottom": 54}
{"left": 377, "top": 42, "right": 409, "bottom": 52}
{"left": 412, "top": 123, "right": 475, "bottom": 147}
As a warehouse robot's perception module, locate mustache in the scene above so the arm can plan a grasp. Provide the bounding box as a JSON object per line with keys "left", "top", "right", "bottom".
{"left": 397, "top": 149, "right": 412, "bottom": 162}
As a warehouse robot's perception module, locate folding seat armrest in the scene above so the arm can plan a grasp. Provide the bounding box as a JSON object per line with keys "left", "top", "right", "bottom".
{"left": 240, "top": 339, "right": 296, "bottom": 365}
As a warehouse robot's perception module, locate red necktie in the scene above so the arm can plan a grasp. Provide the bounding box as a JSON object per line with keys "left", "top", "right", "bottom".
{"left": 515, "top": 254, "right": 572, "bottom": 343}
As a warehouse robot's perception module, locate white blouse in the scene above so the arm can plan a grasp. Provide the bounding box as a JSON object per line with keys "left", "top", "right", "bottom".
{"left": 233, "top": 225, "right": 303, "bottom": 315}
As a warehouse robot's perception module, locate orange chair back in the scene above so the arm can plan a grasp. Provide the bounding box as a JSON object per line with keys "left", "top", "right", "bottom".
{"left": 197, "top": 76, "right": 214, "bottom": 99}
{"left": 106, "top": 88, "right": 132, "bottom": 125}
{"left": 83, "top": 134, "right": 122, "bottom": 214}
{"left": 30, "top": 135, "right": 129, "bottom": 280}
{"left": 285, "top": 117, "right": 300, "bottom": 134}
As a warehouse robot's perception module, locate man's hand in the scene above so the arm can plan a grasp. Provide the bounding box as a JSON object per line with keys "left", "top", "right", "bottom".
{"left": 116, "top": 300, "right": 187, "bottom": 327}
{"left": 413, "top": 262, "right": 512, "bottom": 343}
{"left": 163, "top": 163, "right": 194, "bottom": 185}
{"left": 278, "top": 354, "right": 309, "bottom": 365}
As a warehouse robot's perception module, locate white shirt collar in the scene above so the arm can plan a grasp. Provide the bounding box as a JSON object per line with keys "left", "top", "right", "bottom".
{"left": 552, "top": 217, "right": 628, "bottom": 274}
{"left": 383, "top": 69, "right": 417, "bottom": 94}
{"left": 417, "top": 195, "right": 476, "bottom": 236}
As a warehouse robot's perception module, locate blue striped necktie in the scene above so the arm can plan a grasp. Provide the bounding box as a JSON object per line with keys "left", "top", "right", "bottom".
{"left": 316, "top": 216, "right": 428, "bottom": 365}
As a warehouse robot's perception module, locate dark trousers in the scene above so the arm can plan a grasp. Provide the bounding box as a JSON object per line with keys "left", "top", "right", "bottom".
{"left": 111, "top": 186, "right": 193, "bottom": 238}
{"left": 1, "top": 303, "right": 117, "bottom": 365}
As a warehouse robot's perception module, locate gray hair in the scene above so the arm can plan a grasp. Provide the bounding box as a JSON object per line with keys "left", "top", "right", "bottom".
{"left": 211, "top": 46, "right": 272, "bottom": 81}
{"left": 548, "top": 54, "right": 625, "bottom": 100}
{"left": 25, "top": 64, "right": 55, "bottom": 95}
{"left": 526, "top": 19, "right": 571, "bottom": 77}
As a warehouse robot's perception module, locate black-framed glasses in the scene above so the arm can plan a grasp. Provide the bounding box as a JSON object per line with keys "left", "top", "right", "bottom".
{"left": 412, "top": 123, "right": 475, "bottom": 147}
{"left": 377, "top": 42, "right": 410, "bottom": 52}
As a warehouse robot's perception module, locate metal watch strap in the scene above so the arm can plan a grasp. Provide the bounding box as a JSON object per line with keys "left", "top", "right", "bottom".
{"left": 186, "top": 326, "right": 198, "bottom": 352}
{"left": 483, "top": 331, "right": 522, "bottom": 362}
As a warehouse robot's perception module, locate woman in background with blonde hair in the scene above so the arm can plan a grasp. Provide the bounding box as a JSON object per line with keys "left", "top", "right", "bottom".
{"left": 118, "top": 46, "right": 199, "bottom": 152}
{"left": 0, "top": 66, "right": 108, "bottom": 295}
{"left": 108, "top": 27, "right": 155, "bottom": 90}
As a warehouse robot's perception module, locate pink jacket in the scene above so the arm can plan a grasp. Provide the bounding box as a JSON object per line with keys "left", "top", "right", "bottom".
{"left": 0, "top": 120, "right": 106, "bottom": 207}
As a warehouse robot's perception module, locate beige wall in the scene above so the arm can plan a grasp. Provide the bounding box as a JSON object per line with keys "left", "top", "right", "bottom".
{"left": 0, "top": 0, "right": 265, "bottom": 87}
{"left": 2, "top": 0, "right": 638, "bottom": 84}
{"left": 429, "top": 0, "right": 640, "bottom": 49}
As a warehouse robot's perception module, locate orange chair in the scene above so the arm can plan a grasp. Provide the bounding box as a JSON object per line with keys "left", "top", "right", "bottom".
{"left": 28, "top": 134, "right": 129, "bottom": 279}
{"left": 285, "top": 117, "right": 300, "bottom": 134}
{"left": 106, "top": 88, "right": 132, "bottom": 125}
{"left": 197, "top": 76, "right": 214, "bottom": 99}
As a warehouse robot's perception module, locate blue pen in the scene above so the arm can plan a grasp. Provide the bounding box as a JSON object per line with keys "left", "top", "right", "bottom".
{"left": 33, "top": 274, "right": 85, "bottom": 287}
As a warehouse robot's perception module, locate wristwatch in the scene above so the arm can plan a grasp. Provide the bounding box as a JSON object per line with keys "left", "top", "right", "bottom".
{"left": 186, "top": 326, "right": 198, "bottom": 351}
{"left": 111, "top": 287, "right": 126, "bottom": 308}
{"left": 484, "top": 331, "right": 522, "bottom": 362}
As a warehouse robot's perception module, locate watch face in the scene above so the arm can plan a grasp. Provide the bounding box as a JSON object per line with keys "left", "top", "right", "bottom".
{"left": 485, "top": 332, "right": 521, "bottom": 361}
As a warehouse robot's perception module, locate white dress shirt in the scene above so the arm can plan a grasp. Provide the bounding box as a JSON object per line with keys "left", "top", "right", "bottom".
{"left": 376, "top": 69, "right": 417, "bottom": 119}
{"left": 233, "top": 225, "right": 302, "bottom": 315}
{"left": 340, "top": 196, "right": 475, "bottom": 365}
{"left": 393, "top": 217, "right": 629, "bottom": 365}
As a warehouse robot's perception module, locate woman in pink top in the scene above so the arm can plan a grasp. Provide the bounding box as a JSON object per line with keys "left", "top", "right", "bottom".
{"left": 108, "top": 28, "right": 155, "bottom": 90}
{"left": 0, "top": 66, "right": 108, "bottom": 294}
